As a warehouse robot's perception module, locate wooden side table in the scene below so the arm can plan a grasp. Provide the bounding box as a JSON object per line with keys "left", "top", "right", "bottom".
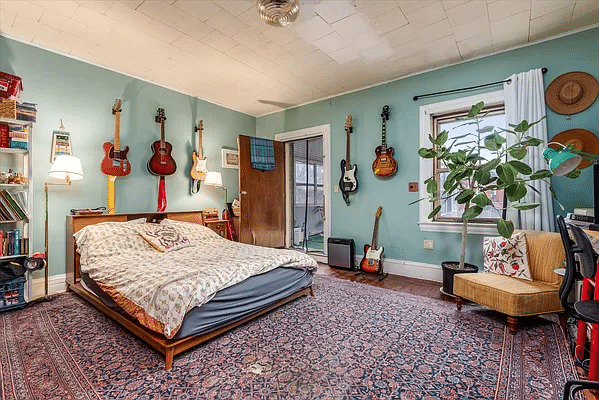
{"left": 204, "top": 219, "right": 227, "bottom": 238}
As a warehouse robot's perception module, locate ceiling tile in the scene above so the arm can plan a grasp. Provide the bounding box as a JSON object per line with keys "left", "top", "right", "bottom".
{"left": 352, "top": 1, "right": 399, "bottom": 20}
{"left": 72, "top": 4, "right": 118, "bottom": 34}
{"left": 0, "top": 8, "right": 16, "bottom": 30}
{"left": 142, "top": 19, "right": 183, "bottom": 44}
{"left": 213, "top": 1, "right": 254, "bottom": 17}
{"left": 452, "top": 15, "right": 490, "bottom": 42}
{"left": 201, "top": 29, "right": 239, "bottom": 52}
{"left": 531, "top": 1, "right": 575, "bottom": 19}
{"left": 312, "top": 0, "right": 356, "bottom": 24}
{"left": 1, "top": 1, "right": 45, "bottom": 22}
{"left": 397, "top": 0, "right": 438, "bottom": 15}
{"left": 172, "top": 0, "right": 222, "bottom": 22}
{"left": 445, "top": 0, "right": 487, "bottom": 27}
{"left": 422, "top": 35, "right": 461, "bottom": 64}
{"left": 360, "top": 43, "right": 395, "bottom": 62}
{"left": 442, "top": 0, "right": 468, "bottom": 10}
{"left": 31, "top": 0, "right": 79, "bottom": 18}
{"left": 292, "top": 15, "right": 334, "bottom": 42}
{"left": 236, "top": 6, "right": 270, "bottom": 31}
{"left": 76, "top": 1, "right": 114, "bottom": 15}
{"left": 39, "top": 9, "right": 87, "bottom": 36}
{"left": 119, "top": 1, "right": 143, "bottom": 10}
{"left": 370, "top": 5, "right": 408, "bottom": 35}
{"left": 283, "top": 37, "right": 319, "bottom": 56}
{"left": 328, "top": 46, "right": 360, "bottom": 64}
{"left": 530, "top": 4, "right": 574, "bottom": 41}
{"left": 175, "top": 14, "right": 214, "bottom": 41}
{"left": 205, "top": 9, "right": 249, "bottom": 37}
{"left": 391, "top": 38, "right": 425, "bottom": 58}
{"left": 404, "top": 1, "right": 447, "bottom": 30}
{"left": 232, "top": 27, "right": 271, "bottom": 50}
{"left": 457, "top": 31, "right": 493, "bottom": 59}
{"left": 105, "top": 1, "right": 152, "bottom": 30}
{"left": 415, "top": 18, "right": 453, "bottom": 43}
{"left": 491, "top": 10, "right": 530, "bottom": 51}
{"left": 351, "top": 32, "right": 381, "bottom": 52}
{"left": 383, "top": 23, "right": 417, "bottom": 47}
{"left": 570, "top": 1, "right": 599, "bottom": 30}
{"left": 331, "top": 13, "right": 370, "bottom": 39}
{"left": 260, "top": 26, "right": 298, "bottom": 46}
{"left": 137, "top": 0, "right": 187, "bottom": 26}
{"left": 313, "top": 32, "right": 348, "bottom": 54}
{"left": 3, "top": 15, "right": 36, "bottom": 41}
{"left": 488, "top": 0, "right": 531, "bottom": 22}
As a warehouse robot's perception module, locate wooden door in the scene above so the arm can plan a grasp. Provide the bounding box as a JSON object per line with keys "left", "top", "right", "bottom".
{"left": 238, "top": 135, "right": 285, "bottom": 247}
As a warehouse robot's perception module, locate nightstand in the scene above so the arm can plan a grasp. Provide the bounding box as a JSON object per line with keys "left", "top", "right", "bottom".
{"left": 205, "top": 219, "right": 227, "bottom": 238}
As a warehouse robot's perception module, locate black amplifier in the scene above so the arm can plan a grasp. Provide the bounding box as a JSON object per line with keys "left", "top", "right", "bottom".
{"left": 327, "top": 238, "right": 355, "bottom": 270}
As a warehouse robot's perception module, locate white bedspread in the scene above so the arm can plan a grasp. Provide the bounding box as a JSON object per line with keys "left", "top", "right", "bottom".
{"left": 75, "top": 220, "right": 317, "bottom": 338}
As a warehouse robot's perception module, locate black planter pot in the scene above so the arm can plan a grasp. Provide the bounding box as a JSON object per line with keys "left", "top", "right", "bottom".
{"left": 441, "top": 261, "right": 478, "bottom": 296}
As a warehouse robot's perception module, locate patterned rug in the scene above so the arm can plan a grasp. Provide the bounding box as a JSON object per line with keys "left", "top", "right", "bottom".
{"left": 1, "top": 275, "right": 578, "bottom": 399}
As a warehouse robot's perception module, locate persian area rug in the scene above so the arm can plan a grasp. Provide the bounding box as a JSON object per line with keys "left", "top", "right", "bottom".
{"left": 1, "top": 275, "right": 578, "bottom": 399}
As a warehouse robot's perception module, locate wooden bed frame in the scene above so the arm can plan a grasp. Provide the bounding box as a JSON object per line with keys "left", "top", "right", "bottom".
{"left": 65, "top": 211, "right": 315, "bottom": 370}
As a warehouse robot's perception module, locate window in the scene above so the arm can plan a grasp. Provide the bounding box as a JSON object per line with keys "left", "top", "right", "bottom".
{"left": 294, "top": 161, "right": 324, "bottom": 205}
{"left": 418, "top": 90, "right": 506, "bottom": 234}
{"left": 433, "top": 104, "right": 506, "bottom": 222}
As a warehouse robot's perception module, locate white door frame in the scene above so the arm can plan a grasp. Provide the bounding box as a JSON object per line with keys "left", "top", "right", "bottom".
{"left": 275, "top": 124, "right": 331, "bottom": 262}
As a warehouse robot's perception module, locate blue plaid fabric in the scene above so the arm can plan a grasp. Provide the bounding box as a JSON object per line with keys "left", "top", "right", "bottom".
{"left": 250, "top": 137, "right": 275, "bottom": 171}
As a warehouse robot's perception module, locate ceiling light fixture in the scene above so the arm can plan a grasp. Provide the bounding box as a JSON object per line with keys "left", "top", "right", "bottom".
{"left": 257, "top": 0, "right": 300, "bottom": 27}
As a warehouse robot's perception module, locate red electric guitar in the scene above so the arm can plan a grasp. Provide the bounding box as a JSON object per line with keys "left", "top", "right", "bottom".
{"left": 360, "top": 206, "right": 387, "bottom": 280}
{"left": 147, "top": 108, "right": 177, "bottom": 176}
{"left": 101, "top": 99, "right": 131, "bottom": 176}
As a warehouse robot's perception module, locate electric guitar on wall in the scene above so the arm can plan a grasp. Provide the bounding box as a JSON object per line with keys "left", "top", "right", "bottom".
{"left": 339, "top": 115, "right": 357, "bottom": 205}
{"left": 147, "top": 108, "right": 177, "bottom": 176}
{"left": 372, "top": 105, "right": 397, "bottom": 177}
{"left": 360, "top": 206, "right": 387, "bottom": 280}
{"left": 101, "top": 99, "right": 131, "bottom": 176}
{"left": 190, "top": 120, "right": 207, "bottom": 181}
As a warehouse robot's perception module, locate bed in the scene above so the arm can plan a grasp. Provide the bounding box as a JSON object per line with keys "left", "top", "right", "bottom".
{"left": 65, "top": 211, "right": 317, "bottom": 370}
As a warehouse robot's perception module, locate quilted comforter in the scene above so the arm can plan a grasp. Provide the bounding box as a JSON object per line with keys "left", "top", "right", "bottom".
{"left": 75, "top": 220, "right": 318, "bottom": 338}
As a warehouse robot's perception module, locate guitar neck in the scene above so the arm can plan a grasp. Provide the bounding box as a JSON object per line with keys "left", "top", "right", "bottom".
{"left": 198, "top": 126, "right": 203, "bottom": 158}
{"left": 371, "top": 215, "right": 380, "bottom": 249}
{"left": 114, "top": 112, "right": 121, "bottom": 151}
{"left": 381, "top": 118, "right": 387, "bottom": 151}
{"left": 345, "top": 128, "right": 351, "bottom": 169}
{"left": 160, "top": 121, "right": 165, "bottom": 147}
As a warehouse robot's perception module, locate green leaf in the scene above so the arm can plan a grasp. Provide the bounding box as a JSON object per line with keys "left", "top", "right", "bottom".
{"left": 467, "top": 101, "right": 485, "bottom": 118}
{"left": 497, "top": 219, "right": 514, "bottom": 238}
{"left": 520, "top": 137, "right": 543, "bottom": 147}
{"left": 567, "top": 169, "right": 582, "bottom": 179}
{"left": 428, "top": 134, "right": 438, "bottom": 145}
{"left": 508, "top": 146, "right": 527, "bottom": 160}
{"left": 428, "top": 205, "right": 442, "bottom": 219}
{"left": 482, "top": 158, "right": 502, "bottom": 173}
{"left": 512, "top": 202, "right": 540, "bottom": 210}
{"left": 505, "top": 183, "right": 527, "bottom": 201}
{"left": 484, "top": 133, "right": 503, "bottom": 151}
{"left": 474, "top": 169, "right": 491, "bottom": 185}
{"left": 418, "top": 148, "right": 436, "bottom": 158}
{"left": 476, "top": 126, "right": 494, "bottom": 133}
{"left": 455, "top": 189, "right": 475, "bottom": 204}
{"left": 513, "top": 120, "right": 530, "bottom": 133}
{"left": 529, "top": 169, "right": 553, "bottom": 180}
{"left": 507, "top": 160, "right": 532, "bottom": 175}
{"left": 426, "top": 178, "right": 438, "bottom": 194}
{"left": 437, "top": 130, "right": 448, "bottom": 146}
{"left": 496, "top": 164, "right": 514, "bottom": 185}
{"left": 462, "top": 205, "right": 484, "bottom": 220}
{"left": 471, "top": 193, "right": 492, "bottom": 208}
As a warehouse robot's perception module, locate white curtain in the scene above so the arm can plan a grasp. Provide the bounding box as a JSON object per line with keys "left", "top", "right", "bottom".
{"left": 504, "top": 68, "right": 554, "bottom": 231}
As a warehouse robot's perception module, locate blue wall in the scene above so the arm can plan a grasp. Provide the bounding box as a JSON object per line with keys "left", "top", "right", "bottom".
{"left": 257, "top": 28, "right": 599, "bottom": 269}
{"left": 1, "top": 37, "right": 255, "bottom": 278}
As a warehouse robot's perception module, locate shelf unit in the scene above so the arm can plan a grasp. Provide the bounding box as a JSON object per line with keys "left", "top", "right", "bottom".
{"left": 0, "top": 117, "right": 33, "bottom": 303}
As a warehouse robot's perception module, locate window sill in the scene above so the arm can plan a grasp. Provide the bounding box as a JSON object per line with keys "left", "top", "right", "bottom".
{"left": 418, "top": 221, "right": 499, "bottom": 235}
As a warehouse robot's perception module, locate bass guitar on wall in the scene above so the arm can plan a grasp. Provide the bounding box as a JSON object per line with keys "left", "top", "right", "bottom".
{"left": 360, "top": 206, "right": 388, "bottom": 281}
{"left": 372, "top": 105, "right": 397, "bottom": 177}
{"left": 339, "top": 115, "right": 357, "bottom": 205}
{"left": 101, "top": 98, "right": 131, "bottom": 176}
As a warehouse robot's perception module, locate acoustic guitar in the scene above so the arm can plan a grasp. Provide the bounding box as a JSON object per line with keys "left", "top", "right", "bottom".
{"left": 101, "top": 99, "right": 131, "bottom": 176}
{"left": 372, "top": 105, "right": 397, "bottom": 177}
{"left": 360, "top": 206, "right": 384, "bottom": 274}
{"left": 147, "top": 108, "right": 177, "bottom": 176}
{"left": 339, "top": 115, "right": 357, "bottom": 204}
{"left": 190, "top": 120, "right": 207, "bottom": 181}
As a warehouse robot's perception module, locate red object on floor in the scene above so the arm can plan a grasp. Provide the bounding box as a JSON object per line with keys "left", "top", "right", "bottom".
{"left": 0, "top": 72, "right": 23, "bottom": 99}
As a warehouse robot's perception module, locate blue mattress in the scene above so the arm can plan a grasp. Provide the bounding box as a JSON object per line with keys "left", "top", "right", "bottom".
{"left": 80, "top": 267, "right": 313, "bottom": 339}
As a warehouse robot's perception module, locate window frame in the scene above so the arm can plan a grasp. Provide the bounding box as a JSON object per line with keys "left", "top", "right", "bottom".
{"left": 418, "top": 90, "right": 505, "bottom": 235}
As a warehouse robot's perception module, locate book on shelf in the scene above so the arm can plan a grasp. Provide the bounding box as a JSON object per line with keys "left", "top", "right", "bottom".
{"left": 574, "top": 208, "right": 594, "bottom": 217}
{"left": 566, "top": 213, "right": 595, "bottom": 223}
{"left": 0, "top": 229, "right": 27, "bottom": 256}
{"left": 0, "top": 189, "right": 27, "bottom": 221}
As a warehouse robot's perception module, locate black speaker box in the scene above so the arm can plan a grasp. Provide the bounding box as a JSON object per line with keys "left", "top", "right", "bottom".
{"left": 327, "top": 238, "right": 355, "bottom": 270}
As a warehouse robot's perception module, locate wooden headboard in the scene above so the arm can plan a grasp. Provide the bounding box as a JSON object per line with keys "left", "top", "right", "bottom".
{"left": 65, "top": 211, "right": 204, "bottom": 285}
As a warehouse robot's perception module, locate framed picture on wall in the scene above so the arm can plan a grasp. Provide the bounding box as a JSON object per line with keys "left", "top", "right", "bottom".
{"left": 221, "top": 149, "right": 239, "bottom": 169}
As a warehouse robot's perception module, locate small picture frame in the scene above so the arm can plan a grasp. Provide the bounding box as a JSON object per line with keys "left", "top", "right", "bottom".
{"left": 221, "top": 149, "right": 239, "bottom": 169}
{"left": 51, "top": 131, "right": 72, "bottom": 162}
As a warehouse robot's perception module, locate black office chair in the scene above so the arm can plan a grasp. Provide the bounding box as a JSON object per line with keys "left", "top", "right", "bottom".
{"left": 557, "top": 215, "right": 599, "bottom": 399}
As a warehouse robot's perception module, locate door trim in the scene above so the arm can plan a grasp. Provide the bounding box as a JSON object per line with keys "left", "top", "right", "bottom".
{"left": 275, "top": 124, "right": 331, "bottom": 254}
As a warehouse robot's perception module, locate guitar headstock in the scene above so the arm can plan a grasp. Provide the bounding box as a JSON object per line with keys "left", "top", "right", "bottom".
{"left": 112, "top": 99, "right": 122, "bottom": 115}
{"left": 195, "top": 120, "right": 203, "bottom": 133}
{"left": 381, "top": 105, "right": 390, "bottom": 120}
{"left": 375, "top": 206, "right": 382, "bottom": 218}
{"left": 345, "top": 115, "right": 352, "bottom": 133}
{"left": 155, "top": 108, "right": 166, "bottom": 123}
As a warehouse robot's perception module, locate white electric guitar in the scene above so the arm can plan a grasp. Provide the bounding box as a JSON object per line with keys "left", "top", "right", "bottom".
{"left": 339, "top": 115, "right": 357, "bottom": 204}
{"left": 190, "top": 120, "right": 208, "bottom": 181}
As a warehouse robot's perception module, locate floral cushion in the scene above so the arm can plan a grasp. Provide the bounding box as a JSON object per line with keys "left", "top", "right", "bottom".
{"left": 483, "top": 232, "right": 531, "bottom": 280}
{"left": 139, "top": 226, "right": 193, "bottom": 252}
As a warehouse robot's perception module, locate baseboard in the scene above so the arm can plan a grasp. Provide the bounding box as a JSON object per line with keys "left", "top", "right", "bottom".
{"left": 353, "top": 256, "right": 442, "bottom": 283}
{"left": 29, "top": 273, "right": 67, "bottom": 299}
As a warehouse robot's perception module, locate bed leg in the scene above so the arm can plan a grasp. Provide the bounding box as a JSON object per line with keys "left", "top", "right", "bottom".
{"left": 165, "top": 348, "right": 174, "bottom": 371}
{"left": 310, "top": 286, "right": 315, "bottom": 297}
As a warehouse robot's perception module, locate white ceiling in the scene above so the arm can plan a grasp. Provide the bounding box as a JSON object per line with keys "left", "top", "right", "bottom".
{"left": 1, "top": 0, "right": 598, "bottom": 116}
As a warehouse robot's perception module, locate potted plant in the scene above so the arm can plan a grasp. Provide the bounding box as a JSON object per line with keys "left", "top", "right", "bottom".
{"left": 416, "top": 102, "right": 553, "bottom": 295}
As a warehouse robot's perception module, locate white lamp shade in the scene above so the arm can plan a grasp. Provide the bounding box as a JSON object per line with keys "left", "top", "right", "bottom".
{"left": 204, "top": 171, "right": 223, "bottom": 187}
{"left": 49, "top": 155, "right": 84, "bottom": 181}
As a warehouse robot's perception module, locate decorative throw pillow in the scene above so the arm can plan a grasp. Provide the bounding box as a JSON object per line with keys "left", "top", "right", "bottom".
{"left": 483, "top": 232, "right": 531, "bottom": 280}
{"left": 139, "top": 226, "right": 192, "bottom": 252}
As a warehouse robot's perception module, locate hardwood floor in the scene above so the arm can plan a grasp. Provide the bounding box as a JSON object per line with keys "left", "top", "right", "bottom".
{"left": 314, "top": 263, "right": 451, "bottom": 302}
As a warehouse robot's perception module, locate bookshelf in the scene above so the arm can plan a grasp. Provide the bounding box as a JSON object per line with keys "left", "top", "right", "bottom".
{"left": 0, "top": 117, "right": 33, "bottom": 301}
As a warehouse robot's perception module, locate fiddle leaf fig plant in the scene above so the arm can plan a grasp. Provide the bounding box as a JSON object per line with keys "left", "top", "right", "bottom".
{"left": 417, "top": 101, "right": 554, "bottom": 269}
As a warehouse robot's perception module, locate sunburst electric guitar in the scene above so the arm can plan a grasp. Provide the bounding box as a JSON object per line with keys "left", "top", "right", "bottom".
{"left": 372, "top": 105, "right": 397, "bottom": 177}
{"left": 339, "top": 115, "right": 357, "bottom": 205}
{"left": 360, "top": 206, "right": 387, "bottom": 280}
{"left": 101, "top": 98, "right": 131, "bottom": 176}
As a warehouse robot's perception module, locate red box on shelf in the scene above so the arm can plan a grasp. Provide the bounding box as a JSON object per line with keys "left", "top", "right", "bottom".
{"left": 0, "top": 72, "right": 23, "bottom": 99}
{"left": 0, "top": 124, "right": 9, "bottom": 148}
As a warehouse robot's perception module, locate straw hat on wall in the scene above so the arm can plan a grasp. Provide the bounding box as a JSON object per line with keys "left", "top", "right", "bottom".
{"left": 545, "top": 72, "right": 599, "bottom": 115}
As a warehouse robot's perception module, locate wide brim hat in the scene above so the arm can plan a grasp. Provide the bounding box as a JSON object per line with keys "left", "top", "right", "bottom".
{"left": 546, "top": 72, "right": 599, "bottom": 115}
{"left": 549, "top": 128, "right": 599, "bottom": 169}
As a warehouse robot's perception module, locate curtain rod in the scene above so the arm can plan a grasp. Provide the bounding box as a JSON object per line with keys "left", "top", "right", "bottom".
{"left": 413, "top": 68, "right": 548, "bottom": 101}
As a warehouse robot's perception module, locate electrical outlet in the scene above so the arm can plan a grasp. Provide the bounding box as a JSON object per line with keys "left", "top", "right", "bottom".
{"left": 424, "top": 240, "right": 434, "bottom": 250}
{"left": 334, "top": 185, "right": 339, "bottom": 193}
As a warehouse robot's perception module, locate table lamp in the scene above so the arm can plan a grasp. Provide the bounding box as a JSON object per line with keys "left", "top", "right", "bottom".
{"left": 204, "top": 171, "right": 227, "bottom": 210}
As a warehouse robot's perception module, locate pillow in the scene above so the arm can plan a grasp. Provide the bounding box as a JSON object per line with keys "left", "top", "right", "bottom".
{"left": 139, "top": 226, "right": 193, "bottom": 252}
{"left": 483, "top": 232, "right": 531, "bottom": 280}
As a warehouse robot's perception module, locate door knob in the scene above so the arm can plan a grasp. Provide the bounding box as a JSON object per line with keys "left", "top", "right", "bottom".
{"left": 241, "top": 191, "right": 247, "bottom": 195}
